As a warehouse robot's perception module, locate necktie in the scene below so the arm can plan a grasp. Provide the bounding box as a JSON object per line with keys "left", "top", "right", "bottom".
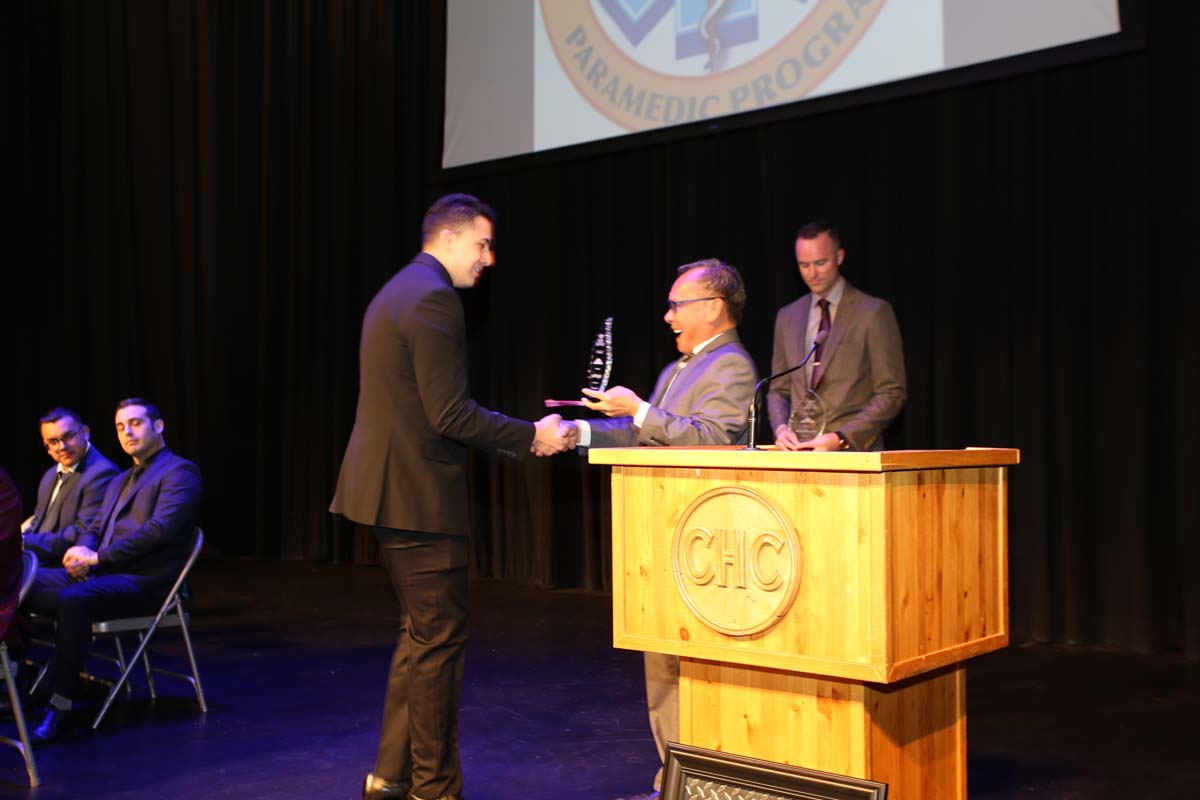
{"left": 49, "top": 471, "right": 67, "bottom": 505}
{"left": 811, "top": 298, "right": 832, "bottom": 387}
{"left": 98, "top": 467, "right": 143, "bottom": 552}
{"left": 656, "top": 354, "right": 692, "bottom": 406}
{"left": 40, "top": 472, "right": 69, "bottom": 532}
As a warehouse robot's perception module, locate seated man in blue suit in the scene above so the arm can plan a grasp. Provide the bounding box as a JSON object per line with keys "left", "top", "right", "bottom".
{"left": 22, "top": 407, "right": 120, "bottom": 564}
{"left": 22, "top": 397, "right": 202, "bottom": 746}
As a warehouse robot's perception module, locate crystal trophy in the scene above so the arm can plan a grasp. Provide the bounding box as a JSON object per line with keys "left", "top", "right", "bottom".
{"left": 788, "top": 389, "right": 828, "bottom": 442}
{"left": 545, "top": 317, "right": 612, "bottom": 407}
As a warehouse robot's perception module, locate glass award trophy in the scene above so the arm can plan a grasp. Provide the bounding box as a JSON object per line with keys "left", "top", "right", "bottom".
{"left": 788, "top": 389, "right": 828, "bottom": 441}
{"left": 545, "top": 316, "right": 613, "bottom": 407}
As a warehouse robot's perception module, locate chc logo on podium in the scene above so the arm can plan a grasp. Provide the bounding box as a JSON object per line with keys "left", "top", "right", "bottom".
{"left": 671, "top": 486, "right": 801, "bottom": 637}
{"left": 541, "top": 0, "right": 885, "bottom": 132}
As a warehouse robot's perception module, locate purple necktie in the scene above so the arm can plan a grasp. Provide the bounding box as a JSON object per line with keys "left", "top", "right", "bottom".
{"left": 811, "top": 299, "right": 831, "bottom": 387}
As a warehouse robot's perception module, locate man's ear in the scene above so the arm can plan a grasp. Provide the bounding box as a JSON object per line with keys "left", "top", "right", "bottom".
{"left": 154, "top": 419, "right": 165, "bottom": 435}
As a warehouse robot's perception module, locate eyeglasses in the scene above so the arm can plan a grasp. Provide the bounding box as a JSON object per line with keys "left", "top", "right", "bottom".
{"left": 667, "top": 296, "right": 719, "bottom": 313}
{"left": 44, "top": 427, "right": 82, "bottom": 451}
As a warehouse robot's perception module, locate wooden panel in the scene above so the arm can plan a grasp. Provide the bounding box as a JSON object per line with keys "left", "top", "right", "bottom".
{"left": 610, "top": 454, "right": 1012, "bottom": 681}
{"left": 611, "top": 466, "right": 890, "bottom": 680}
{"left": 679, "top": 660, "right": 968, "bottom": 799}
{"left": 590, "top": 446, "right": 1019, "bottom": 472}
{"left": 885, "top": 469, "right": 1009, "bottom": 680}
{"left": 867, "top": 666, "right": 967, "bottom": 800}
{"left": 679, "top": 659, "right": 869, "bottom": 779}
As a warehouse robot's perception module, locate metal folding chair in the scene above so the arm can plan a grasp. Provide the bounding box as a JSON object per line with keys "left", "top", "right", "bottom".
{"left": 1, "top": 550, "right": 40, "bottom": 786}
{"left": 88, "top": 528, "right": 208, "bottom": 729}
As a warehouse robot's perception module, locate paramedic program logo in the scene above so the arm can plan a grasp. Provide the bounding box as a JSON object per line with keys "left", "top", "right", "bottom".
{"left": 542, "top": 0, "right": 885, "bottom": 131}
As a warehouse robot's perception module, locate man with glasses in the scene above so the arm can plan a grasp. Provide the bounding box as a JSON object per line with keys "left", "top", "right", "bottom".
{"left": 22, "top": 408, "right": 119, "bottom": 565}
{"left": 563, "top": 258, "right": 758, "bottom": 800}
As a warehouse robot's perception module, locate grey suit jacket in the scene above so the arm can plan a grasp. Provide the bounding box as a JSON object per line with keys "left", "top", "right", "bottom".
{"left": 588, "top": 330, "right": 757, "bottom": 447}
{"left": 330, "top": 253, "right": 535, "bottom": 536}
{"left": 767, "top": 280, "right": 906, "bottom": 451}
{"left": 23, "top": 445, "right": 120, "bottom": 562}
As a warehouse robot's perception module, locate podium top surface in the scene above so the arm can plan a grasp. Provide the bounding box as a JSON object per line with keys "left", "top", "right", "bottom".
{"left": 587, "top": 446, "right": 1019, "bottom": 472}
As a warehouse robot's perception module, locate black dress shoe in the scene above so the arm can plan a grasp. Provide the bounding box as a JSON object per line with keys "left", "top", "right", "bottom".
{"left": 31, "top": 707, "right": 71, "bottom": 748}
{"left": 362, "top": 772, "right": 410, "bottom": 800}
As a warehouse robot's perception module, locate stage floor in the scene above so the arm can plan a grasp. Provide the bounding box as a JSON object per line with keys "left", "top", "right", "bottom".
{"left": 2, "top": 556, "right": 1197, "bottom": 799}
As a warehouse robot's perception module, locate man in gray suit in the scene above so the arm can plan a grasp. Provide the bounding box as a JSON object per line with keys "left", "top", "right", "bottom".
{"left": 567, "top": 258, "right": 757, "bottom": 799}
{"left": 768, "top": 221, "right": 906, "bottom": 451}
{"left": 330, "top": 194, "right": 571, "bottom": 800}
{"left": 22, "top": 407, "right": 120, "bottom": 563}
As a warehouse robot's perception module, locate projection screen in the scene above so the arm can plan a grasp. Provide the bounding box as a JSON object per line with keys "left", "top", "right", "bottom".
{"left": 443, "top": 0, "right": 1122, "bottom": 169}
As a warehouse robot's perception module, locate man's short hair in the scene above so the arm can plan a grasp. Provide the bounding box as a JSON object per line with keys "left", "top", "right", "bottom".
{"left": 39, "top": 407, "right": 83, "bottom": 427}
{"left": 115, "top": 397, "right": 163, "bottom": 423}
{"left": 421, "top": 193, "right": 496, "bottom": 246}
{"left": 796, "top": 220, "right": 841, "bottom": 251}
{"left": 678, "top": 258, "right": 747, "bottom": 325}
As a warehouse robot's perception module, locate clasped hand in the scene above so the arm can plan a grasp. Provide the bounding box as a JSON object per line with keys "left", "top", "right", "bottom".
{"left": 774, "top": 425, "right": 842, "bottom": 452}
{"left": 62, "top": 544, "right": 99, "bottom": 580}
{"left": 531, "top": 413, "right": 579, "bottom": 456}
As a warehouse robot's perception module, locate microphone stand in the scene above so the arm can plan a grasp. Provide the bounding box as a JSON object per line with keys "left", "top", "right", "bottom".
{"left": 744, "top": 332, "right": 826, "bottom": 450}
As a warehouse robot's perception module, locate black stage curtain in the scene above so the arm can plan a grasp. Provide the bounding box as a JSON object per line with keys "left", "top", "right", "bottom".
{"left": 4, "top": 1, "right": 1197, "bottom": 655}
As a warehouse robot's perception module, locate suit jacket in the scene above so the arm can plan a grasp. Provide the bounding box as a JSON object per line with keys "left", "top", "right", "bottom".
{"left": 23, "top": 445, "right": 120, "bottom": 562}
{"left": 330, "top": 252, "right": 535, "bottom": 536}
{"left": 588, "top": 330, "right": 757, "bottom": 447}
{"left": 767, "top": 280, "right": 906, "bottom": 451}
{"left": 0, "top": 468, "right": 22, "bottom": 640}
{"left": 77, "top": 447, "right": 203, "bottom": 583}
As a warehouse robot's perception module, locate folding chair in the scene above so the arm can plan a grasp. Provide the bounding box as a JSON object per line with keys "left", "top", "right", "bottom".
{"left": 1, "top": 550, "right": 40, "bottom": 786}
{"left": 89, "top": 527, "right": 208, "bottom": 729}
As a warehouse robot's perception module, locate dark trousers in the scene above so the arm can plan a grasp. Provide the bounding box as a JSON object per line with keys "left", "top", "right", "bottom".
{"left": 23, "top": 567, "right": 167, "bottom": 703}
{"left": 372, "top": 527, "right": 469, "bottom": 799}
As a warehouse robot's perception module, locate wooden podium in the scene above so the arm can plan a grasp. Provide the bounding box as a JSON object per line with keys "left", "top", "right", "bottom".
{"left": 587, "top": 447, "right": 1019, "bottom": 799}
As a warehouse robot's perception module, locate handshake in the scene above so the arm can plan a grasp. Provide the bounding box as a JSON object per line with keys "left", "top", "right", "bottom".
{"left": 530, "top": 414, "right": 579, "bottom": 457}
{"left": 529, "top": 385, "right": 643, "bottom": 456}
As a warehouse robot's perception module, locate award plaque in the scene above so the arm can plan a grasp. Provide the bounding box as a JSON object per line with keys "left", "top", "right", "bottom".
{"left": 545, "top": 316, "right": 613, "bottom": 407}
{"left": 788, "top": 389, "right": 828, "bottom": 441}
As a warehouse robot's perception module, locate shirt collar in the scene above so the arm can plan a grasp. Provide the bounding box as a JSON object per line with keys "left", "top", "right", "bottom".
{"left": 811, "top": 275, "right": 846, "bottom": 307}
{"left": 58, "top": 443, "right": 91, "bottom": 476}
{"left": 691, "top": 329, "right": 730, "bottom": 356}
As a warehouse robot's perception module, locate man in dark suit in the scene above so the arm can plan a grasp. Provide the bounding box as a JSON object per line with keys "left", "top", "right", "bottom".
{"left": 21, "top": 407, "right": 120, "bottom": 563}
{"left": 330, "top": 193, "right": 572, "bottom": 800}
{"left": 768, "top": 221, "right": 906, "bottom": 452}
{"left": 566, "top": 259, "right": 758, "bottom": 800}
{"left": 22, "top": 397, "right": 202, "bottom": 746}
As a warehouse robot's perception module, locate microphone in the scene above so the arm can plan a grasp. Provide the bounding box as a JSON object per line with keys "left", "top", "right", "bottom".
{"left": 744, "top": 329, "right": 827, "bottom": 450}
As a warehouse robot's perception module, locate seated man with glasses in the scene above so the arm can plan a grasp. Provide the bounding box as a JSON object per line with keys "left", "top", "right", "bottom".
{"left": 22, "top": 408, "right": 120, "bottom": 565}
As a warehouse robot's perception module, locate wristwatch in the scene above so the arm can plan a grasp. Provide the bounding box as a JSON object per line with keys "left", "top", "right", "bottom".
{"left": 835, "top": 431, "right": 851, "bottom": 450}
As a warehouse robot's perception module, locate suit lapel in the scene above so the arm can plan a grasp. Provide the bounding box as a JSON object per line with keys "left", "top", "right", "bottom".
{"left": 660, "top": 331, "right": 739, "bottom": 413}
{"left": 41, "top": 471, "right": 76, "bottom": 532}
{"left": 105, "top": 452, "right": 166, "bottom": 533}
{"left": 813, "top": 284, "right": 859, "bottom": 390}
{"left": 31, "top": 470, "right": 57, "bottom": 532}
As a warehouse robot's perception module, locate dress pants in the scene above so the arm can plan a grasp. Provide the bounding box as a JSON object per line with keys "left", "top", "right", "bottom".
{"left": 645, "top": 651, "right": 679, "bottom": 792}
{"left": 372, "top": 527, "right": 469, "bottom": 800}
{"left": 23, "top": 567, "right": 167, "bottom": 703}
